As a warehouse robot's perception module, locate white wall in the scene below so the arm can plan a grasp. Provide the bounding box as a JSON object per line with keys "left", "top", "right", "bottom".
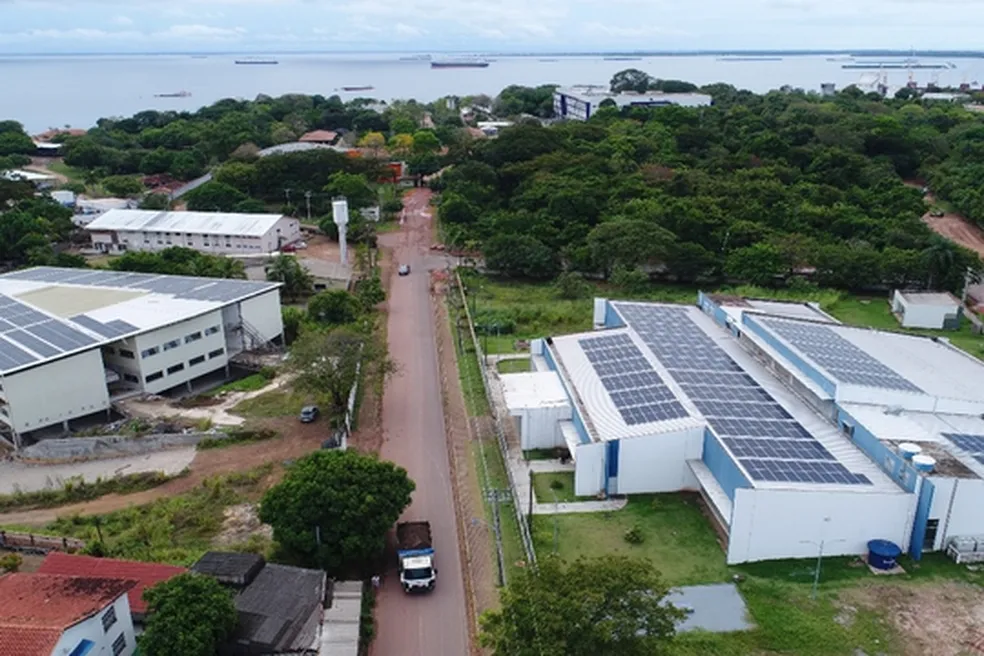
{"left": 938, "top": 477, "right": 984, "bottom": 546}
{"left": 92, "top": 217, "right": 300, "bottom": 255}
{"left": 513, "top": 405, "right": 571, "bottom": 451}
{"left": 133, "top": 311, "right": 226, "bottom": 394}
{"left": 261, "top": 217, "right": 302, "bottom": 252}
{"left": 727, "top": 487, "right": 913, "bottom": 564}
{"left": 893, "top": 295, "right": 951, "bottom": 329}
{"left": 3, "top": 351, "right": 110, "bottom": 433}
{"left": 615, "top": 429, "right": 703, "bottom": 494}
{"left": 51, "top": 592, "right": 136, "bottom": 656}
{"left": 574, "top": 441, "right": 606, "bottom": 497}
{"left": 239, "top": 290, "right": 284, "bottom": 344}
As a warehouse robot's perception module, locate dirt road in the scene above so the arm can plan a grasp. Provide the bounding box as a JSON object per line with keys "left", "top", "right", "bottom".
{"left": 372, "top": 188, "right": 470, "bottom": 656}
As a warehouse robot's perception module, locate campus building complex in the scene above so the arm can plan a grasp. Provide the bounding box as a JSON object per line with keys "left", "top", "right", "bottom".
{"left": 553, "top": 86, "right": 713, "bottom": 121}
{"left": 504, "top": 295, "right": 984, "bottom": 564}
{"left": 0, "top": 267, "right": 283, "bottom": 448}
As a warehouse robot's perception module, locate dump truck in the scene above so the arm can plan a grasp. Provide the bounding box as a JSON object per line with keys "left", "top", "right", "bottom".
{"left": 396, "top": 521, "right": 437, "bottom": 593}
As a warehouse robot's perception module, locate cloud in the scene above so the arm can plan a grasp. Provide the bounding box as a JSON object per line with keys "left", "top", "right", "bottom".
{"left": 393, "top": 23, "right": 425, "bottom": 38}
{"left": 111, "top": 15, "right": 132, "bottom": 25}
{"left": 157, "top": 23, "right": 246, "bottom": 38}
{"left": 582, "top": 22, "right": 690, "bottom": 38}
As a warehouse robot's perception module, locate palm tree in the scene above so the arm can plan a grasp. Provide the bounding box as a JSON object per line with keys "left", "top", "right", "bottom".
{"left": 265, "top": 254, "right": 313, "bottom": 301}
{"left": 922, "top": 237, "right": 957, "bottom": 290}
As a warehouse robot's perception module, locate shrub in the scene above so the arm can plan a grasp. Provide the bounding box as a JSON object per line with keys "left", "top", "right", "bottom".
{"left": 623, "top": 525, "right": 645, "bottom": 544}
{"left": 258, "top": 366, "right": 278, "bottom": 380}
{"left": 472, "top": 308, "right": 516, "bottom": 335}
{"left": 0, "top": 553, "right": 22, "bottom": 572}
{"left": 549, "top": 479, "right": 564, "bottom": 490}
{"left": 197, "top": 427, "right": 277, "bottom": 450}
{"left": 554, "top": 271, "right": 590, "bottom": 300}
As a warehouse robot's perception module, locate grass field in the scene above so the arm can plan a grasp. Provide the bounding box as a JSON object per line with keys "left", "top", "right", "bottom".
{"left": 47, "top": 161, "right": 85, "bottom": 183}
{"left": 232, "top": 388, "right": 328, "bottom": 418}
{"left": 207, "top": 372, "right": 275, "bottom": 395}
{"left": 496, "top": 358, "right": 530, "bottom": 374}
{"left": 531, "top": 471, "right": 582, "bottom": 503}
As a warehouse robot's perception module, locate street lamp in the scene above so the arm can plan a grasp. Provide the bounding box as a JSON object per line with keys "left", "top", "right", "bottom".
{"left": 800, "top": 517, "right": 846, "bottom": 600}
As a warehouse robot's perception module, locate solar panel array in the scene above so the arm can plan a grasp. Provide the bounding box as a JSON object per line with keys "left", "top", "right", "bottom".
{"left": 941, "top": 433, "right": 984, "bottom": 467}
{"left": 0, "top": 267, "right": 278, "bottom": 304}
{"left": 613, "top": 303, "right": 872, "bottom": 486}
{"left": 759, "top": 318, "right": 923, "bottom": 393}
{"left": 70, "top": 315, "right": 139, "bottom": 340}
{"left": 578, "top": 333, "right": 688, "bottom": 425}
{"left": 0, "top": 294, "right": 99, "bottom": 373}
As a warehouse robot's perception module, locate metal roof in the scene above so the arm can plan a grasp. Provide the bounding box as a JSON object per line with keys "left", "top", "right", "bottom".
{"left": 85, "top": 209, "right": 286, "bottom": 237}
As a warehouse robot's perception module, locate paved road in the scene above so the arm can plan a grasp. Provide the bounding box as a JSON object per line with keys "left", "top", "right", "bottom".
{"left": 372, "top": 188, "right": 470, "bottom": 656}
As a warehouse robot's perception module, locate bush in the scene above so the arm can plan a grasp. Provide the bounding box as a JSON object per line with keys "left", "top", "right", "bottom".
{"left": 258, "top": 366, "right": 278, "bottom": 380}
{"left": 0, "top": 553, "right": 22, "bottom": 572}
{"left": 382, "top": 198, "right": 404, "bottom": 213}
{"left": 623, "top": 524, "right": 645, "bottom": 544}
{"left": 0, "top": 471, "right": 176, "bottom": 512}
{"left": 554, "top": 271, "right": 590, "bottom": 300}
{"left": 197, "top": 427, "right": 278, "bottom": 450}
{"left": 549, "top": 479, "right": 564, "bottom": 490}
{"left": 472, "top": 308, "right": 516, "bottom": 335}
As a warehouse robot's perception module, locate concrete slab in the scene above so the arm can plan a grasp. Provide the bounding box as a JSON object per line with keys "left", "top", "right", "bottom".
{"left": 670, "top": 583, "right": 753, "bottom": 633}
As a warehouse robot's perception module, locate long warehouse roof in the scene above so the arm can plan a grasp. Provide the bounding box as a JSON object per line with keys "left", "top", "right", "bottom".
{"left": 85, "top": 209, "right": 286, "bottom": 237}
{"left": 0, "top": 267, "right": 279, "bottom": 375}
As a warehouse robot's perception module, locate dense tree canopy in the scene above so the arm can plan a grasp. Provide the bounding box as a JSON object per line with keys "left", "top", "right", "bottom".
{"left": 108, "top": 246, "right": 246, "bottom": 278}
{"left": 437, "top": 80, "right": 984, "bottom": 293}
{"left": 141, "top": 573, "right": 238, "bottom": 656}
{"left": 480, "top": 555, "right": 686, "bottom": 656}
{"left": 259, "top": 449, "right": 414, "bottom": 576}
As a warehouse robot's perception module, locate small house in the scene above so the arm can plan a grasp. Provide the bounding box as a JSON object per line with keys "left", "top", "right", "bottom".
{"left": 892, "top": 290, "right": 962, "bottom": 330}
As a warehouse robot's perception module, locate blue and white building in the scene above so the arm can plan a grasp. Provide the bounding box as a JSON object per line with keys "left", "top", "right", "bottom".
{"left": 504, "top": 295, "right": 984, "bottom": 564}
{"left": 553, "top": 86, "right": 713, "bottom": 121}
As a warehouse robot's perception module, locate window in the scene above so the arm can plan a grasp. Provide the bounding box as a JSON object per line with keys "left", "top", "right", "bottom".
{"left": 111, "top": 634, "right": 126, "bottom": 656}
{"left": 123, "top": 373, "right": 138, "bottom": 383}
{"left": 67, "top": 639, "right": 94, "bottom": 656}
{"left": 140, "top": 346, "right": 159, "bottom": 358}
{"left": 167, "top": 363, "right": 185, "bottom": 375}
{"left": 101, "top": 606, "right": 117, "bottom": 632}
{"left": 104, "top": 347, "right": 116, "bottom": 355}
{"left": 189, "top": 354, "right": 206, "bottom": 366}
{"left": 185, "top": 331, "right": 202, "bottom": 344}
{"left": 208, "top": 348, "right": 225, "bottom": 359}
{"left": 204, "top": 325, "right": 220, "bottom": 336}
{"left": 163, "top": 339, "right": 180, "bottom": 351}
{"left": 203, "top": 241, "right": 209, "bottom": 246}
{"left": 145, "top": 371, "right": 163, "bottom": 383}
{"left": 924, "top": 519, "right": 940, "bottom": 551}
{"left": 118, "top": 349, "right": 135, "bottom": 359}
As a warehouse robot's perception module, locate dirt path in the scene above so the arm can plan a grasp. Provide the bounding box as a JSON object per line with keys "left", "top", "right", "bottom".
{"left": 371, "top": 188, "right": 472, "bottom": 656}
{"left": 26, "top": 158, "right": 69, "bottom": 184}
{"left": 914, "top": 188, "right": 984, "bottom": 259}
{"left": 0, "top": 416, "right": 329, "bottom": 526}
{"left": 122, "top": 376, "right": 290, "bottom": 427}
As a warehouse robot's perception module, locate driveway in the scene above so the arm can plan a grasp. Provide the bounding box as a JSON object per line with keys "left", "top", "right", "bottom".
{"left": 372, "top": 187, "right": 470, "bottom": 656}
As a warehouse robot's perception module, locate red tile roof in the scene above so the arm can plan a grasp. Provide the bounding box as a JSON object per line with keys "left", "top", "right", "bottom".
{"left": 0, "top": 626, "right": 63, "bottom": 656}
{"left": 38, "top": 553, "right": 186, "bottom": 616}
{"left": 0, "top": 573, "right": 136, "bottom": 656}
{"left": 299, "top": 130, "right": 338, "bottom": 143}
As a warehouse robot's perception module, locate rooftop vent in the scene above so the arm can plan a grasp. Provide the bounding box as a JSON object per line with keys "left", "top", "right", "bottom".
{"left": 912, "top": 454, "right": 936, "bottom": 473}
{"left": 898, "top": 442, "right": 922, "bottom": 460}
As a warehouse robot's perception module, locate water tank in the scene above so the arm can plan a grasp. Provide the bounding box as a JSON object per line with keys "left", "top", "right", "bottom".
{"left": 898, "top": 442, "right": 922, "bottom": 460}
{"left": 951, "top": 536, "right": 976, "bottom": 553}
{"left": 912, "top": 454, "right": 936, "bottom": 473}
{"left": 867, "top": 539, "right": 902, "bottom": 570}
{"left": 332, "top": 198, "right": 349, "bottom": 226}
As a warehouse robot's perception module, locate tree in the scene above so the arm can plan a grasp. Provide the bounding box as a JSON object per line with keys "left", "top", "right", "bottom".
{"left": 484, "top": 234, "right": 559, "bottom": 279}
{"left": 388, "top": 133, "right": 414, "bottom": 157}
{"left": 101, "top": 175, "right": 144, "bottom": 197}
{"left": 725, "top": 243, "right": 787, "bottom": 287}
{"left": 141, "top": 573, "right": 238, "bottom": 656}
{"left": 285, "top": 328, "right": 394, "bottom": 424}
{"left": 480, "top": 555, "right": 685, "bottom": 656}
{"left": 610, "top": 68, "right": 653, "bottom": 94}
{"left": 281, "top": 306, "right": 305, "bottom": 345}
{"left": 184, "top": 181, "right": 248, "bottom": 212}
{"left": 586, "top": 220, "right": 677, "bottom": 277}
{"left": 140, "top": 193, "right": 171, "bottom": 210}
{"left": 357, "top": 131, "right": 386, "bottom": 156}
{"left": 412, "top": 130, "right": 441, "bottom": 154}
{"left": 355, "top": 273, "right": 385, "bottom": 310}
{"left": 265, "top": 254, "right": 313, "bottom": 300}
{"left": 323, "top": 171, "right": 376, "bottom": 210}
{"left": 308, "top": 289, "right": 361, "bottom": 325}
{"left": 259, "top": 449, "right": 414, "bottom": 575}
{"left": 554, "top": 271, "right": 591, "bottom": 299}
{"left": 0, "top": 122, "right": 35, "bottom": 156}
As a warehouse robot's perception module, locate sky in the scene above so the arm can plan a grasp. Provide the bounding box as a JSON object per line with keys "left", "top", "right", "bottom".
{"left": 0, "top": 0, "right": 982, "bottom": 55}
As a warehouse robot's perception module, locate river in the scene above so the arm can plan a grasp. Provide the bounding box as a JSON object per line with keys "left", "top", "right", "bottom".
{"left": 2, "top": 52, "right": 982, "bottom": 132}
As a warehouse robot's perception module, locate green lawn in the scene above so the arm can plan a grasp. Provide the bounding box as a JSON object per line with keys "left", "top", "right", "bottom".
{"left": 449, "top": 303, "right": 491, "bottom": 417}
{"left": 531, "top": 471, "right": 583, "bottom": 503}
{"left": 825, "top": 295, "right": 984, "bottom": 360}
{"left": 532, "top": 494, "right": 731, "bottom": 587}
{"left": 232, "top": 389, "right": 328, "bottom": 418}
{"left": 206, "top": 372, "right": 275, "bottom": 395}
{"left": 47, "top": 161, "right": 85, "bottom": 183}
{"left": 472, "top": 440, "right": 529, "bottom": 584}
{"left": 496, "top": 358, "right": 530, "bottom": 374}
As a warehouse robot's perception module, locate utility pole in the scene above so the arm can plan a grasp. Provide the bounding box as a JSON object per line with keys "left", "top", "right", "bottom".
{"left": 304, "top": 191, "right": 312, "bottom": 222}
{"left": 284, "top": 188, "right": 292, "bottom": 206}
{"left": 527, "top": 469, "right": 534, "bottom": 530}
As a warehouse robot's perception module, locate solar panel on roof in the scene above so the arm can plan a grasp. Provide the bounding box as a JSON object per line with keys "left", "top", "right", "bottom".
{"left": 5, "top": 330, "right": 60, "bottom": 357}
{"left": 761, "top": 318, "right": 922, "bottom": 393}
{"left": 941, "top": 433, "right": 984, "bottom": 458}
{"left": 0, "top": 337, "right": 38, "bottom": 369}
{"left": 611, "top": 301, "right": 873, "bottom": 487}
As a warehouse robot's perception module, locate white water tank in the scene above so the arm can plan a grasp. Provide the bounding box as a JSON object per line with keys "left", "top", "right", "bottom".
{"left": 332, "top": 198, "right": 349, "bottom": 226}
{"left": 912, "top": 454, "right": 936, "bottom": 473}
{"left": 898, "top": 442, "right": 922, "bottom": 460}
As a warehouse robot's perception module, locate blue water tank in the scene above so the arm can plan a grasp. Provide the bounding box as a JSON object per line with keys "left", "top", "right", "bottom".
{"left": 867, "top": 539, "right": 902, "bottom": 570}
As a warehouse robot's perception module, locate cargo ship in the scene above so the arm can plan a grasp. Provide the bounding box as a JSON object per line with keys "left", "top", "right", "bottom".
{"left": 235, "top": 58, "right": 279, "bottom": 65}
{"left": 431, "top": 59, "right": 490, "bottom": 68}
{"left": 341, "top": 85, "right": 374, "bottom": 92}
{"left": 843, "top": 60, "right": 953, "bottom": 70}
{"left": 154, "top": 91, "right": 192, "bottom": 98}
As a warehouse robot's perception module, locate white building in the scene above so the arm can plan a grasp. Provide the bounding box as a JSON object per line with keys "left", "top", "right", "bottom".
{"left": 73, "top": 198, "right": 139, "bottom": 227}
{"left": 553, "top": 86, "right": 713, "bottom": 121}
{"left": 891, "top": 290, "right": 961, "bottom": 330}
{"left": 85, "top": 210, "right": 302, "bottom": 255}
{"left": 2, "top": 169, "right": 58, "bottom": 190}
{"left": 0, "top": 572, "right": 137, "bottom": 656}
{"left": 505, "top": 292, "right": 984, "bottom": 564}
{"left": 0, "top": 267, "right": 283, "bottom": 448}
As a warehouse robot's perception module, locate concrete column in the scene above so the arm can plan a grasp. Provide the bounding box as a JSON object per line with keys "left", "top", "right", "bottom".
{"left": 186, "top": 381, "right": 193, "bottom": 393}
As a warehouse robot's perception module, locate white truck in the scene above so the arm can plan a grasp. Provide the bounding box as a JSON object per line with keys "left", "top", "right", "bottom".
{"left": 397, "top": 521, "right": 437, "bottom": 593}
